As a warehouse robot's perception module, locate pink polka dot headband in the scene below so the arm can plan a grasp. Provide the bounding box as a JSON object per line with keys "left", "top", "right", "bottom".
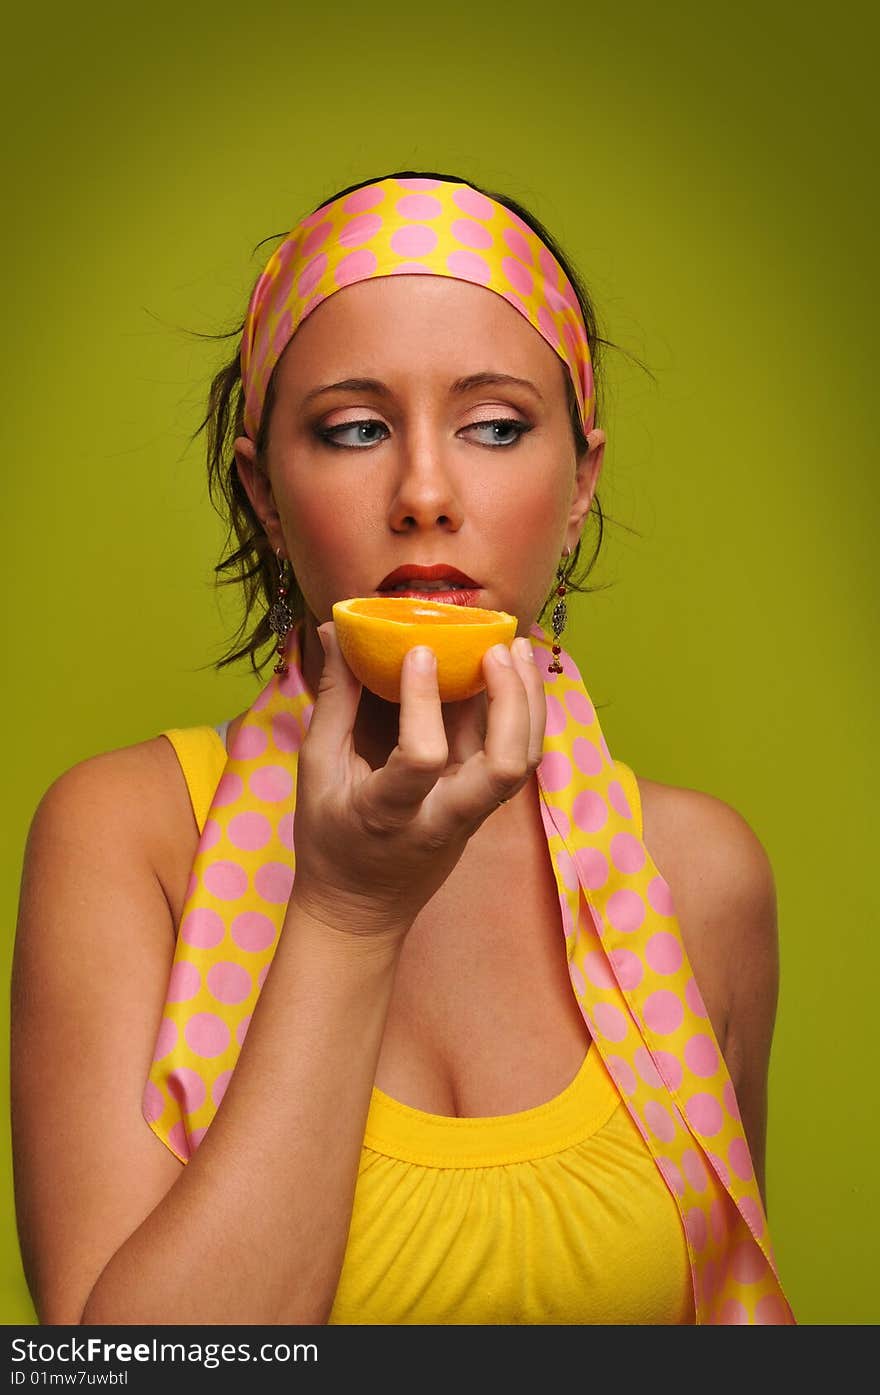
{"left": 240, "top": 176, "right": 596, "bottom": 443}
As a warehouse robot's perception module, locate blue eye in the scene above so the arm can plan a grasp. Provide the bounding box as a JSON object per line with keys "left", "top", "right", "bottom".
{"left": 318, "top": 418, "right": 533, "bottom": 449}
{"left": 320, "top": 420, "right": 388, "bottom": 448}
{"left": 472, "top": 419, "right": 532, "bottom": 446}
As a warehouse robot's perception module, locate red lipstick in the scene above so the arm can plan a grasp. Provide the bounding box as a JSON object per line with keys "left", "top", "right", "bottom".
{"left": 376, "top": 563, "right": 482, "bottom": 607}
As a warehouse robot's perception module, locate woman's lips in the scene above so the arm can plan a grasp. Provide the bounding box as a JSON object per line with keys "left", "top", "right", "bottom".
{"left": 377, "top": 564, "right": 480, "bottom": 589}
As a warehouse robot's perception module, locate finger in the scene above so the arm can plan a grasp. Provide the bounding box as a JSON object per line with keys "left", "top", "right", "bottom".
{"left": 355, "top": 644, "right": 449, "bottom": 825}
{"left": 441, "top": 639, "right": 537, "bottom": 767}
{"left": 445, "top": 638, "right": 544, "bottom": 772}
{"left": 300, "top": 622, "right": 363, "bottom": 762}
{"left": 510, "top": 635, "right": 547, "bottom": 771}
{"left": 443, "top": 642, "right": 533, "bottom": 822}
{"left": 480, "top": 642, "right": 534, "bottom": 800}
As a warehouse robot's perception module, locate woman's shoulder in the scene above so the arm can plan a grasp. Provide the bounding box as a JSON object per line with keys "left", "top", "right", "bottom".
{"left": 37, "top": 729, "right": 206, "bottom": 828}
{"left": 635, "top": 774, "right": 776, "bottom": 897}
{"left": 633, "top": 773, "right": 779, "bottom": 1051}
{"left": 32, "top": 728, "right": 225, "bottom": 922}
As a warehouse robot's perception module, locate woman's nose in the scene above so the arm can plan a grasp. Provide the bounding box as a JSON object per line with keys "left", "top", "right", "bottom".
{"left": 385, "top": 434, "right": 465, "bottom": 531}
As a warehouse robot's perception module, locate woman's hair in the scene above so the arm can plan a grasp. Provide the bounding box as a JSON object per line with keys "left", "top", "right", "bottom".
{"left": 191, "top": 169, "right": 640, "bottom": 677}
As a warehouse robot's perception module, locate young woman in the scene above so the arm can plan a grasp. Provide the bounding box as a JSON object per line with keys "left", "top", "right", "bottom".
{"left": 11, "top": 170, "right": 795, "bottom": 1325}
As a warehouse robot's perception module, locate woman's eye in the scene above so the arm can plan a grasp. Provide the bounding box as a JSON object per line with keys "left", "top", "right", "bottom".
{"left": 471, "top": 418, "right": 532, "bottom": 446}
{"left": 319, "top": 420, "right": 389, "bottom": 448}
{"left": 318, "top": 418, "right": 532, "bottom": 449}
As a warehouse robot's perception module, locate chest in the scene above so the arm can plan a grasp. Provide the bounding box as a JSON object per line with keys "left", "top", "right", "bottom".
{"left": 157, "top": 742, "right": 728, "bottom": 1119}
{"left": 373, "top": 786, "right": 593, "bottom": 1116}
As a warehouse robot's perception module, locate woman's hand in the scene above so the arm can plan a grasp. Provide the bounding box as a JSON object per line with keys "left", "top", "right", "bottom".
{"left": 289, "top": 623, "right": 546, "bottom": 940}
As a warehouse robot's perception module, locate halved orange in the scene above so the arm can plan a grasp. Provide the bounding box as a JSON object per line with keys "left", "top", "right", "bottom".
{"left": 331, "top": 596, "right": 518, "bottom": 703}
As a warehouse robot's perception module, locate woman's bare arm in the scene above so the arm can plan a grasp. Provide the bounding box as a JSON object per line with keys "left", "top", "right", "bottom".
{"left": 640, "top": 779, "right": 780, "bottom": 1207}
{"left": 12, "top": 632, "right": 543, "bottom": 1323}
{"left": 11, "top": 750, "right": 405, "bottom": 1325}
{"left": 706, "top": 803, "right": 780, "bottom": 1209}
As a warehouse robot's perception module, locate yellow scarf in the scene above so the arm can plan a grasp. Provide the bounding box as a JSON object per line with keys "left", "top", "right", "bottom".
{"left": 144, "top": 619, "right": 795, "bottom": 1324}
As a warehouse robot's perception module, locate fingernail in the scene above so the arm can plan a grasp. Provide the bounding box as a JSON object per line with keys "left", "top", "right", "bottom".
{"left": 513, "top": 637, "right": 535, "bottom": 663}
{"left": 411, "top": 646, "right": 435, "bottom": 672}
{"left": 317, "top": 627, "right": 331, "bottom": 656}
{"left": 491, "top": 643, "right": 512, "bottom": 667}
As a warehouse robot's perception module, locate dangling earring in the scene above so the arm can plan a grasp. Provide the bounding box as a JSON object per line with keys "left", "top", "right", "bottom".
{"left": 548, "top": 546, "right": 572, "bottom": 674}
{"left": 267, "top": 547, "right": 294, "bottom": 676}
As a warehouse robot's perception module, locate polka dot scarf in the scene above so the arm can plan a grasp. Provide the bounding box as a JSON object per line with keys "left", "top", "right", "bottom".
{"left": 239, "top": 175, "right": 596, "bottom": 442}
{"left": 144, "top": 620, "right": 795, "bottom": 1324}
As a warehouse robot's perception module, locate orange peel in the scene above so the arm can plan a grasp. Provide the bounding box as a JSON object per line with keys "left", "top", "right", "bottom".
{"left": 331, "top": 596, "right": 518, "bottom": 703}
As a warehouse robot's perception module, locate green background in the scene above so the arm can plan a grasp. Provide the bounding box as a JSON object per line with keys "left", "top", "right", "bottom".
{"left": 2, "top": 0, "right": 876, "bottom": 1326}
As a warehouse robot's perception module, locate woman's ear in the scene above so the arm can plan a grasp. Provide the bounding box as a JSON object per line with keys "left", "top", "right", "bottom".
{"left": 569, "top": 428, "right": 606, "bottom": 533}
{"left": 233, "top": 436, "right": 283, "bottom": 550}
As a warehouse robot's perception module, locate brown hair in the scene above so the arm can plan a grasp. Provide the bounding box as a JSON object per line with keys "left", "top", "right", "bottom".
{"left": 190, "top": 169, "right": 645, "bottom": 677}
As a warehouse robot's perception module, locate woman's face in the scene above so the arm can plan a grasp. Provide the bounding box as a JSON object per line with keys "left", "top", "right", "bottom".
{"left": 234, "top": 273, "right": 605, "bottom": 639}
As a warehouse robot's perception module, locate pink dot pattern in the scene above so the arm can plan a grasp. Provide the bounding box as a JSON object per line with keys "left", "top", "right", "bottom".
{"left": 239, "top": 177, "right": 595, "bottom": 442}
{"left": 529, "top": 626, "right": 793, "bottom": 1324}
{"left": 146, "top": 621, "right": 794, "bottom": 1325}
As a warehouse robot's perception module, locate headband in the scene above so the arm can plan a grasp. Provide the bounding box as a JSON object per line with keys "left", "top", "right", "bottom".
{"left": 239, "top": 176, "right": 596, "bottom": 442}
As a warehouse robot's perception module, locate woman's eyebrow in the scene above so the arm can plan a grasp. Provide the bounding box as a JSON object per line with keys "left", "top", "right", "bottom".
{"left": 301, "top": 372, "right": 544, "bottom": 405}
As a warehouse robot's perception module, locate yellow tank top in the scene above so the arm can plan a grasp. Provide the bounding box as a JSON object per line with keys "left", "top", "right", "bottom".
{"left": 160, "top": 721, "right": 695, "bottom": 1325}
